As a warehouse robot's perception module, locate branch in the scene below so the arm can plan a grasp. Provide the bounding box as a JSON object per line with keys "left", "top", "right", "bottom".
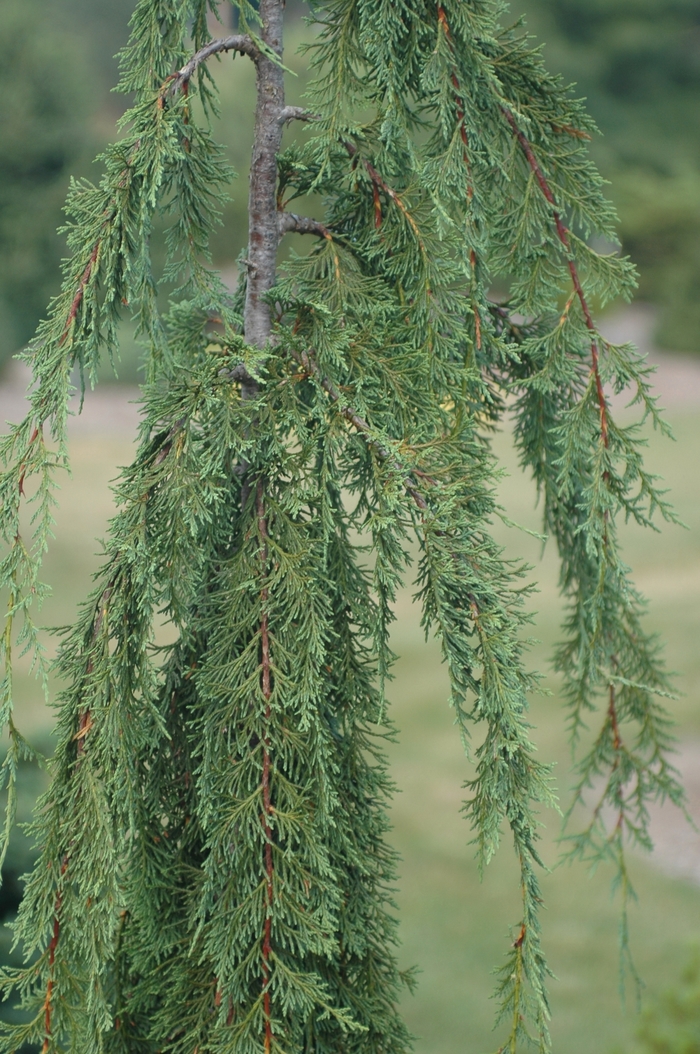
{"left": 364, "top": 161, "right": 426, "bottom": 251}
{"left": 278, "top": 212, "right": 332, "bottom": 239}
{"left": 279, "top": 105, "right": 317, "bottom": 125}
{"left": 501, "top": 105, "right": 609, "bottom": 447}
{"left": 343, "top": 142, "right": 428, "bottom": 258}
{"left": 167, "top": 35, "right": 260, "bottom": 95}
{"left": 59, "top": 242, "right": 101, "bottom": 348}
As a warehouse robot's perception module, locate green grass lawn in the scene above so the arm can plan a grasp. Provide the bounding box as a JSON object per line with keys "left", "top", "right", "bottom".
{"left": 5, "top": 397, "right": 700, "bottom": 1053}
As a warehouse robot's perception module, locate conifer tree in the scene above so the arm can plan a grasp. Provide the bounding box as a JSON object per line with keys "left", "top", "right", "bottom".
{"left": 0, "top": 2, "right": 686, "bottom": 1052}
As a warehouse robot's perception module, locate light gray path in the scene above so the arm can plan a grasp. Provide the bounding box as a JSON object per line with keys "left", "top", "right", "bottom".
{"left": 601, "top": 304, "right": 700, "bottom": 412}
{"left": 0, "top": 360, "right": 141, "bottom": 438}
{"left": 644, "top": 742, "right": 700, "bottom": 886}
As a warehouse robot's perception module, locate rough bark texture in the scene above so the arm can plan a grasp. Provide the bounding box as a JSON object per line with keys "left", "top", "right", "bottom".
{"left": 243, "top": 0, "right": 285, "bottom": 360}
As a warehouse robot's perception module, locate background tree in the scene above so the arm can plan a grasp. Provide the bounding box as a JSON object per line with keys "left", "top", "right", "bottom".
{"left": 0, "top": 2, "right": 687, "bottom": 1053}
{"left": 0, "top": 0, "right": 91, "bottom": 364}
{"left": 508, "top": 0, "right": 700, "bottom": 353}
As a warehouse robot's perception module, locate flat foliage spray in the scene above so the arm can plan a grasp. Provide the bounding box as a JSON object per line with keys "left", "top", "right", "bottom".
{"left": 0, "top": 1, "right": 686, "bottom": 1051}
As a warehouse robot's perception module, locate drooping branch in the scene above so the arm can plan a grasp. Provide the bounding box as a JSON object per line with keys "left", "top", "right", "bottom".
{"left": 291, "top": 342, "right": 552, "bottom": 1040}
{"left": 501, "top": 106, "right": 609, "bottom": 448}
{"left": 41, "top": 576, "right": 113, "bottom": 1052}
{"left": 501, "top": 106, "right": 624, "bottom": 765}
{"left": 41, "top": 856, "right": 68, "bottom": 1054}
{"left": 436, "top": 5, "right": 473, "bottom": 202}
{"left": 167, "top": 35, "right": 260, "bottom": 96}
{"left": 74, "top": 582, "right": 114, "bottom": 758}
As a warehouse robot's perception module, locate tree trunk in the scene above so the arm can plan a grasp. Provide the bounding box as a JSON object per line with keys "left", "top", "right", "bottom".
{"left": 243, "top": 0, "right": 285, "bottom": 359}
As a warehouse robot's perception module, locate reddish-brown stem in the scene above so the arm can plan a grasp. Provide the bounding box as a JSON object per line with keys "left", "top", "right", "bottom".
{"left": 256, "top": 480, "right": 274, "bottom": 1054}
{"left": 74, "top": 709, "right": 93, "bottom": 757}
{"left": 59, "top": 242, "right": 101, "bottom": 349}
{"left": 41, "top": 856, "right": 68, "bottom": 1054}
{"left": 501, "top": 106, "right": 609, "bottom": 448}
{"left": 550, "top": 123, "right": 591, "bottom": 142}
{"left": 361, "top": 159, "right": 427, "bottom": 257}
{"left": 608, "top": 685, "right": 622, "bottom": 751}
{"left": 372, "top": 181, "right": 382, "bottom": 229}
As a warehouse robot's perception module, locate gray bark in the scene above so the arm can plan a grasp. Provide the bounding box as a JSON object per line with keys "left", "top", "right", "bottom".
{"left": 239, "top": 0, "right": 285, "bottom": 509}
{"left": 243, "top": 0, "right": 285, "bottom": 362}
{"left": 278, "top": 212, "right": 330, "bottom": 239}
{"left": 170, "top": 36, "right": 260, "bottom": 95}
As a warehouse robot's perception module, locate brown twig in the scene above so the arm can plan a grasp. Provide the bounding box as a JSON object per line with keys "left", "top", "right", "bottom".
{"left": 608, "top": 685, "right": 622, "bottom": 752}
{"left": 501, "top": 106, "right": 609, "bottom": 448}
{"left": 363, "top": 161, "right": 427, "bottom": 256}
{"left": 371, "top": 180, "right": 382, "bottom": 230}
{"left": 550, "top": 123, "right": 591, "bottom": 141}
{"left": 59, "top": 242, "right": 101, "bottom": 349}
{"left": 41, "top": 855, "right": 68, "bottom": 1054}
{"left": 513, "top": 922, "right": 526, "bottom": 949}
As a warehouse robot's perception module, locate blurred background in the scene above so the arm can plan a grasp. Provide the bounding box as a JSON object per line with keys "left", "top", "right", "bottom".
{"left": 1, "top": 0, "right": 700, "bottom": 1051}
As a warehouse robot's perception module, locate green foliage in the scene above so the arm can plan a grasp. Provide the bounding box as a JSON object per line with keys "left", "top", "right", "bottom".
{"left": 0, "top": 2, "right": 686, "bottom": 1053}
{"left": 0, "top": 0, "right": 156, "bottom": 372}
{"left": 0, "top": 0, "right": 91, "bottom": 364}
